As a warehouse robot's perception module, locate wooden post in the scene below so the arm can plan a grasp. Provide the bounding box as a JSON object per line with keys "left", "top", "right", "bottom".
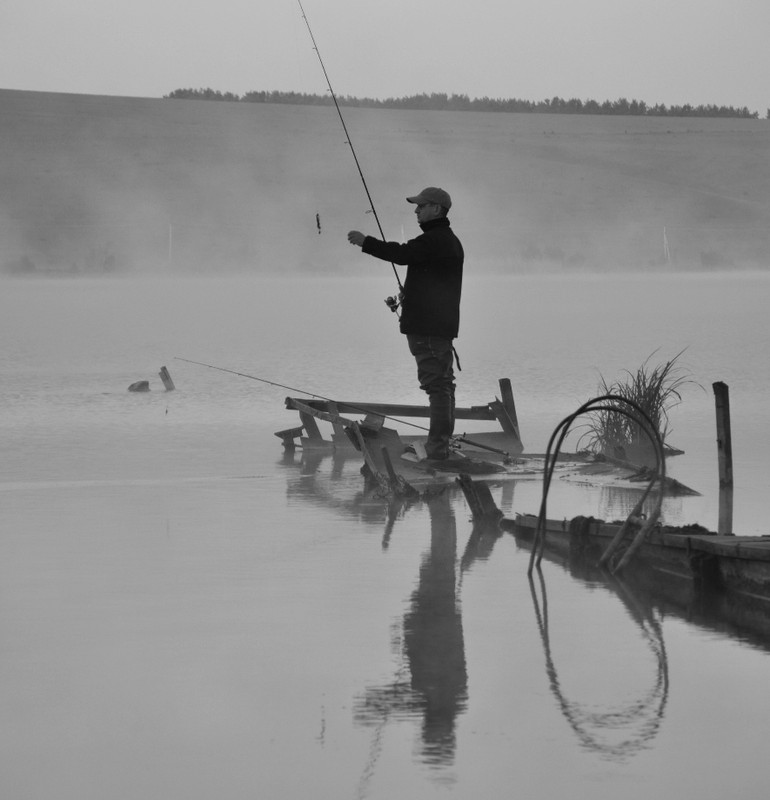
{"left": 347, "top": 423, "right": 389, "bottom": 493}
{"left": 381, "top": 447, "right": 419, "bottom": 499}
{"left": 713, "top": 381, "right": 733, "bottom": 535}
{"left": 490, "top": 378, "right": 522, "bottom": 447}
{"left": 456, "top": 474, "right": 502, "bottom": 523}
{"left": 326, "top": 401, "right": 346, "bottom": 438}
{"left": 498, "top": 378, "right": 520, "bottom": 433}
{"left": 159, "top": 366, "right": 175, "bottom": 391}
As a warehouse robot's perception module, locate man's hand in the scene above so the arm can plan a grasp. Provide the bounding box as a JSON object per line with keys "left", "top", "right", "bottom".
{"left": 347, "top": 230, "right": 365, "bottom": 247}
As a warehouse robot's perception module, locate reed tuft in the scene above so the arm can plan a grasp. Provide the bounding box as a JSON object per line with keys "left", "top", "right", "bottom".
{"left": 579, "top": 349, "right": 696, "bottom": 462}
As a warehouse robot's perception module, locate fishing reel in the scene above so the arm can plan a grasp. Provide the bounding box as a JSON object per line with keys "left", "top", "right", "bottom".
{"left": 384, "top": 292, "right": 403, "bottom": 313}
{"left": 384, "top": 295, "right": 400, "bottom": 312}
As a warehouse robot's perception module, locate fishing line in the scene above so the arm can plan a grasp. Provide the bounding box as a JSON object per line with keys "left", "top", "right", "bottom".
{"left": 175, "top": 357, "right": 513, "bottom": 460}
{"left": 175, "top": 357, "right": 428, "bottom": 432}
{"left": 295, "top": 0, "right": 404, "bottom": 293}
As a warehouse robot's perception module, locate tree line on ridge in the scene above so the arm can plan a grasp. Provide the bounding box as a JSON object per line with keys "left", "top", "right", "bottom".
{"left": 164, "top": 88, "right": 764, "bottom": 119}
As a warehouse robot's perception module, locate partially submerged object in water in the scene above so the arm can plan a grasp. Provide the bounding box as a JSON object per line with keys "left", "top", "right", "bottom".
{"left": 275, "top": 379, "right": 697, "bottom": 498}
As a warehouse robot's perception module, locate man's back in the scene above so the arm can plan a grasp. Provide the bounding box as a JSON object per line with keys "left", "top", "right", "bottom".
{"left": 399, "top": 219, "right": 463, "bottom": 339}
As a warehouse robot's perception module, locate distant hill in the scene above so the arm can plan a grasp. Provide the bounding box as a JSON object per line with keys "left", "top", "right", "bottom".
{"left": 1, "top": 88, "right": 768, "bottom": 274}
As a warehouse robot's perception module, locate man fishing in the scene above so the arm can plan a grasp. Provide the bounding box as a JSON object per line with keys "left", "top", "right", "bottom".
{"left": 347, "top": 187, "right": 464, "bottom": 461}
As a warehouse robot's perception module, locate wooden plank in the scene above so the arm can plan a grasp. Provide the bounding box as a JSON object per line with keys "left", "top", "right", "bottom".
{"left": 489, "top": 400, "right": 520, "bottom": 438}
{"left": 490, "top": 379, "right": 522, "bottom": 447}
{"left": 289, "top": 398, "right": 355, "bottom": 429}
{"left": 274, "top": 426, "right": 304, "bottom": 449}
{"left": 299, "top": 410, "right": 323, "bottom": 440}
{"left": 679, "top": 535, "right": 770, "bottom": 563}
{"left": 326, "top": 401, "right": 347, "bottom": 437}
{"left": 285, "top": 396, "right": 497, "bottom": 421}
{"left": 498, "top": 378, "right": 520, "bottom": 433}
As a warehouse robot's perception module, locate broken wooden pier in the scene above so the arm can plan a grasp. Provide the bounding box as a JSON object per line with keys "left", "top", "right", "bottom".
{"left": 275, "top": 377, "right": 523, "bottom": 456}
{"left": 275, "top": 378, "right": 524, "bottom": 495}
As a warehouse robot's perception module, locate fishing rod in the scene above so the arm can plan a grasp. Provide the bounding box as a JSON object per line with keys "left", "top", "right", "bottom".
{"left": 295, "top": 0, "right": 404, "bottom": 295}
{"left": 176, "top": 356, "right": 426, "bottom": 430}
{"left": 175, "top": 357, "right": 513, "bottom": 461}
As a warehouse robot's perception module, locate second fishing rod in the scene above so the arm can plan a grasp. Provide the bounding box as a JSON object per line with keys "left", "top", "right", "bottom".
{"left": 175, "top": 357, "right": 513, "bottom": 462}
{"left": 295, "top": 0, "right": 404, "bottom": 314}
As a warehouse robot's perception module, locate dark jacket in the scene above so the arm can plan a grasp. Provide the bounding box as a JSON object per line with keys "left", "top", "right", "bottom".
{"left": 362, "top": 217, "right": 463, "bottom": 339}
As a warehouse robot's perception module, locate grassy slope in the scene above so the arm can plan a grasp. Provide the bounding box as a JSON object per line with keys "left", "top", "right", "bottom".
{"left": 1, "top": 88, "right": 768, "bottom": 272}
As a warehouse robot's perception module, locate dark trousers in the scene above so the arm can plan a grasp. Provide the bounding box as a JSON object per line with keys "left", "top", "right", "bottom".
{"left": 407, "top": 335, "right": 456, "bottom": 459}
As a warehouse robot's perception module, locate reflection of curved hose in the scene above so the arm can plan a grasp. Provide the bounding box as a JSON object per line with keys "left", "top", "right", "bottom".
{"left": 529, "top": 395, "right": 666, "bottom": 576}
{"left": 529, "top": 567, "right": 669, "bottom": 760}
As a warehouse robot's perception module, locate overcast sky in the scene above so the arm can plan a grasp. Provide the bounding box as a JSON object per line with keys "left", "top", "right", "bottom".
{"left": 1, "top": 0, "right": 768, "bottom": 113}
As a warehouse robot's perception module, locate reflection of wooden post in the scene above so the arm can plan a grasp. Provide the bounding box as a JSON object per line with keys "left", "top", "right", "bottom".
{"left": 713, "top": 382, "right": 733, "bottom": 534}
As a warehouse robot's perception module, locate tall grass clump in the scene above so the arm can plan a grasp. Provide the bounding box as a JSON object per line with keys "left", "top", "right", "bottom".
{"left": 580, "top": 350, "right": 696, "bottom": 463}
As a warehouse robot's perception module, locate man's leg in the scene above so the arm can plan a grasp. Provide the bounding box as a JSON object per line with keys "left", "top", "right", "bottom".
{"left": 407, "top": 335, "right": 455, "bottom": 459}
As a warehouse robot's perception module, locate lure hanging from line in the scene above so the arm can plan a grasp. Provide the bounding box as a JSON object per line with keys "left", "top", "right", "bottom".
{"left": 295, "top": 0, "right": 403, "bottom": 294}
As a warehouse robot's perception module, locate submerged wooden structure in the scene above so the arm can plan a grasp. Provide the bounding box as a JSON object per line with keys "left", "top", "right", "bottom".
{"left": 275, "top": 378, "right": 525, "bottom": 494}
{"left": 275, "top": 378, "right": 702, "bottom": 499}
{"left": 275, "top": 377, "right": 522, "bottom": 454}
{"left": 456, "top": 478, "right": 770, "bottom": 604}
{"left": 509, "top": 513, "right": 770, "bottom": 602}
{"left": 455, "top": 381, "right": 770, "bottom": 602}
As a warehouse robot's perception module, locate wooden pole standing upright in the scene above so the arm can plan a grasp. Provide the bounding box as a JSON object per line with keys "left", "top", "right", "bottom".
{"left": 713, "top": 382, "right": 733, "bottom": 535}
{"left": 159, "top": 366, "right": 176, "bottom": 391}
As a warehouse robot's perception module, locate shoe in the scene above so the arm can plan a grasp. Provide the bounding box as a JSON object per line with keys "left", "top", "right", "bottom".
{"left": 424, "top": 445, "right": 450, "bottom": 460}
{"left": 426, "top": 454, "right": 469, "bottom": 472}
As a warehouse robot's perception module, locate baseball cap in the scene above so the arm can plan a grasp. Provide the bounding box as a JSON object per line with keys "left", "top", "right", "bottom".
{"left": 406, "top": 187, "right": 452, "bottom": 210}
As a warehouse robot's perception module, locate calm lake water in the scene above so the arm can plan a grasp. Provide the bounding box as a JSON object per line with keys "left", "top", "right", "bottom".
{"left": 2, "top": 271, "right": 770, "bottom": 799}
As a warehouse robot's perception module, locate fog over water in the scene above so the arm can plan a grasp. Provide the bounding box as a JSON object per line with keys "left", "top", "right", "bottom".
{"left": 2, "top": 271, "right": 770, "bottom": 799}
{"left": 3, "top": 271, "right": 768, "bottom": 531}
{"left": 2, "top": 91, "right": 769, "bottom": 277}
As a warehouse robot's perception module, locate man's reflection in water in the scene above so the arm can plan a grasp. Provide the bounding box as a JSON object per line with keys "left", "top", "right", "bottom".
{"left": 354, "top": 491, "right": 468, "bottom": 767}
{"left": 404, "top": 491, "right": 468, "bottom": 762}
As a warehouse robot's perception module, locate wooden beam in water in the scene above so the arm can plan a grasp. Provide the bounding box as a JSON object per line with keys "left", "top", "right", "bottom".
{"left": 347, "top": 422, "right": 390, "bottom": 493}
{"left": 489, "top": 378, "right": 523, "bottom": 449}
{"left": 285, "top": 396, "right": 498, "bottom": 421}
{"left": 381, "top": 447, "right": 420, "bottom": 499}
{"left": 326, "top": 401, "right": 347, "bottom": 438}
{"left": 289, "top": 398, "right": 355, "bottom": 429}
{"left": 274, "top": 425, "right": 305, "bottom": 450}
{"left": 498, "top": 378, "right": 520, "bottom": 432}
{"left": 456, "top": 474, "right": 503, "bottom": 523}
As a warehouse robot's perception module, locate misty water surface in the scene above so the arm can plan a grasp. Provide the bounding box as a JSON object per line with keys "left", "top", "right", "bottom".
{"left": 1, "top": 272, "right": 770, "bottom": 800}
